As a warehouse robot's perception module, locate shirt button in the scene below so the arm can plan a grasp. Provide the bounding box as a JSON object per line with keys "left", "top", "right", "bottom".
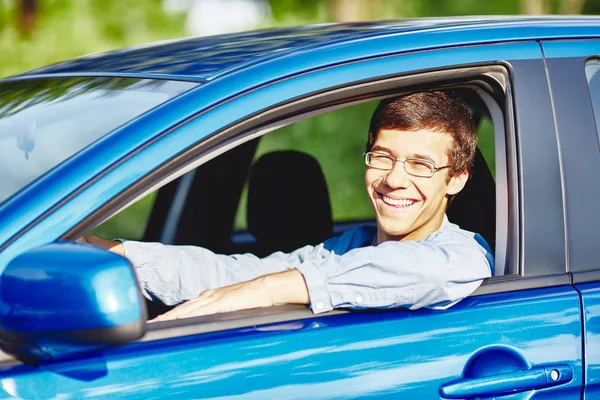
{"left": 316, "top": 302, "right": 324, "bottom": 310}
{"left": 356, "top": 296, "right": 363, "bottom": 304}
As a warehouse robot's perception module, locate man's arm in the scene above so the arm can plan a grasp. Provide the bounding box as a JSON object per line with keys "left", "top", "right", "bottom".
{"left": 153, "top": 269, "right": 309, "bottom": 321}
{"left": 78, "top": 235, "right": 125, "bottom": 255}
{"left": 292, "top": 231, "right": 492, "bottom": 314}
{"left": 79, "top": 235, "right": 314, "bottom": 306}
{"left": 81, "top": 228, "right": 491, "bottom": 321}
{"left": 152, "top": 229, "right": 491, "bottom": 321}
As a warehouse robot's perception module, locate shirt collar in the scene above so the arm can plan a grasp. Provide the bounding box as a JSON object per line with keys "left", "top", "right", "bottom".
{"left": 372, "top": 214, "right": 451, "bottom": 246}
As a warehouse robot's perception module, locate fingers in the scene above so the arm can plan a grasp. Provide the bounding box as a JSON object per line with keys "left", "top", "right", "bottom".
{"left": 78, "top": 236, "right": 125, "bottom": 255}
{"left": 151, "top": 293, "right": 219, "bottom": 322}
{"left": 75, "top": 236, "right": 89, "bottom": 244}
{"left": 148, "top": 279, "right": 273, "bottom": 323}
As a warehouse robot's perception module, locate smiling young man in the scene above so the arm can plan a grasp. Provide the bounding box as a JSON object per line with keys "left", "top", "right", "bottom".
{"left": 82, "top": 90, "right": 493, "bottom": 321}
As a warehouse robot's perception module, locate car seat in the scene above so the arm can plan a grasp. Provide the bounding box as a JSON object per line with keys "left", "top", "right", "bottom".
{"left": 246, "top": 150, "right": 334, "bottom": 257}
{"left": 446, "top": 147, "right": 496, "bottom": 255}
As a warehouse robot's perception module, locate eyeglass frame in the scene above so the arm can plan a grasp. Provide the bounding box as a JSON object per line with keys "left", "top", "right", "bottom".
{"left": 363, "top": 151, "right": 451, "bottom": 178}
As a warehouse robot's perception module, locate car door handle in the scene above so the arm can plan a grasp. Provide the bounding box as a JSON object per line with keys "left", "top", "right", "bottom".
{"left": 439, "top": 364, "right": 573, "bottom": 399}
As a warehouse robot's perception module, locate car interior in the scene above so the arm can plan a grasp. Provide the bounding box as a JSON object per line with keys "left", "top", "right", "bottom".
{"left": 90, "top": 80, "right": 505, "bottom": 321}
{"left": 141, "top": 88, "right": 497, "bottom": 255}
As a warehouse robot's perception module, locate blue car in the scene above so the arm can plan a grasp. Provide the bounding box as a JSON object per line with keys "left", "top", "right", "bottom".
{"left": 1, "top": 15, "right": 600, "bottom": 399}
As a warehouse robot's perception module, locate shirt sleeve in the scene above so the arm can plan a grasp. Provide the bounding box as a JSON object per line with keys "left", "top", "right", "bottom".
{"left": 294, "top": 230, "right": 492, "bottom": 314}
{"left": 123, "top": 241, "right": 323, "bottom": 305}
{"left": 123, "top": 227, "right": 491, "bottom": 314}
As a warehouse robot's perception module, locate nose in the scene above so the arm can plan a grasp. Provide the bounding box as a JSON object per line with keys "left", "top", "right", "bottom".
{"left": 383, "top": 162, "right": 410, "bottom": 188}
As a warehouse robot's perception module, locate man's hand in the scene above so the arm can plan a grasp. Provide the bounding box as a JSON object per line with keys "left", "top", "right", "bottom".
{"left": 77, "top": 235, "right": 125, "bottom": 256}
{"left": 152, "top": 269, "right": 310, "bottom": 322}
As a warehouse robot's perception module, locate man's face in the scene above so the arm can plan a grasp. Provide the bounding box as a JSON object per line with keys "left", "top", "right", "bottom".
{"left": 365, "top": 128, "right": 468, "bottom": 243}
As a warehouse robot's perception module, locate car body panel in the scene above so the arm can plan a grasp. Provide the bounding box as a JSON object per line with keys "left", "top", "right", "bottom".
{"left": 542, "top": 39, "right": 600, "bottom": 399}
{"left": 576, "top": 282, "right": 600, "bottom": 399}
{"left": 540, "top": 40, "right": 600, "bottom": 274}
{"left": 0, "top": 286, "right": 583, "bottom": 399}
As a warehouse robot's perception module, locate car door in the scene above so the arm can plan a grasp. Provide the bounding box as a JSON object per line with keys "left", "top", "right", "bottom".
{"left": 542, "top": 39, "right": 600, "bottom": 400}
{"left": 0, "top": 41, "right": 584, "bottom": 399}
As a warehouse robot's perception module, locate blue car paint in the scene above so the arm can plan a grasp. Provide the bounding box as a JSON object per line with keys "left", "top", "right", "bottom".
{"left": 0, "top": 285, "right": 582, "bottom": 398}
{"left": 541, "top": 38, "right": 600, "bottom": 59}
{"left": 0, "top": 41, "right": 542, "bottom": 269}
{"left": 440, "top": 364, "right": 573, "bottom": 398}
{"left": 0, "top": 243, "right": 142, "bottom": 333}
{"left": 575, "top": 282, "right": 600, "bottom": 399}
{"left": 0, "top": 243, "right": 144, "bottom": 361}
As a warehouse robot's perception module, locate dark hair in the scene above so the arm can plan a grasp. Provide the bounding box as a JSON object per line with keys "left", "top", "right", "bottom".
{"left": 367, "top": 90, "right": 477, "bottom": 177}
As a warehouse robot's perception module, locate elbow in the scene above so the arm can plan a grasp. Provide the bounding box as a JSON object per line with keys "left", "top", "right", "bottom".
{"left": 416, "top": 278, "right": 485, "bottom": 310}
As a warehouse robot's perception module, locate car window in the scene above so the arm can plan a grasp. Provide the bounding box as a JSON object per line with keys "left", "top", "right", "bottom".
{"left": 233, "top": 101, "right": 378, "bottom": 233}
{"left": 586, "top": 59, "right": 600, "bottom": 135}
{"left": 0, "top": 77, "right": 197, "bottom": 204}
{"left": 231, "top": 95, "right": 497, "bottom": 243}
{"left": 90, "top": 83, "right": 504, "bottom": 323}
{"left": 95, "top": 86, "right": 500, "bottom": 264}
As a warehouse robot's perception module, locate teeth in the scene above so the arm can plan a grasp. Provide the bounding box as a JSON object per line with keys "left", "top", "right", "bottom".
{"left": 382, "top": 195, "right": 415, "bottom": 207}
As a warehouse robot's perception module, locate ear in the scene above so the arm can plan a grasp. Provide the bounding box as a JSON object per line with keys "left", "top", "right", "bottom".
{"left": 446, "top": 169, "right": 469, "bottom": 196}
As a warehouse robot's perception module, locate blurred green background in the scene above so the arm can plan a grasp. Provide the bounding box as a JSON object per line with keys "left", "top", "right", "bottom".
{"left": 3, "top": 0, "right": 599, "bottom": 79}
{"left": 0, "top": 0, "right": 596, "bottom": 240}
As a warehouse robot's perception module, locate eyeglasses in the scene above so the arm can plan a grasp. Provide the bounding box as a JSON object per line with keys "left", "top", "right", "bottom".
{"left": 364, "top": 151, "right": 450, "bottom": 178}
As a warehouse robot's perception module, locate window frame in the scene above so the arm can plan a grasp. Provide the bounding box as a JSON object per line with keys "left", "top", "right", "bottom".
{"left": 540, "top": 40, "right": 600, "bottom": 280}
{"left": 70, "top": 67, "right": 513, "bottom": 251}
{"left": 65, "top": 64, "right": 523, "bottom": 303}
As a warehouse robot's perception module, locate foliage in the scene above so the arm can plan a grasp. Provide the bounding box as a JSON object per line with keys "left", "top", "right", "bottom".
{"left": 0, "top": 77, "right": 151, "bottom": 117}
{"left": 0, "top": 0, "right": 186, "bottom": 78}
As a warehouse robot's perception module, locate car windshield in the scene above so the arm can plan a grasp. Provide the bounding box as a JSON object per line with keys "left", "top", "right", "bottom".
{"left": 0, "top": 77, "right": 197, "bottom": 204}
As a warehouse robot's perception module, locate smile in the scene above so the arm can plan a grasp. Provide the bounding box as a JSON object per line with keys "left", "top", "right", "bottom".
{"left": 380, "top": 194, "right": 417, "bottom": 208}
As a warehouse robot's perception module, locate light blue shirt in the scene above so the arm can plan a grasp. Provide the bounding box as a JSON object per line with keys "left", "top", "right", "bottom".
{"left": 123, "top": 216, "right": 493, "bottom": 314}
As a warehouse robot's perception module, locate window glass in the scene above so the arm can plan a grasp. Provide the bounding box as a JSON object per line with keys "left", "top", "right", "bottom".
{"left": 94, "top": 87, "right": 499, "bottom": 262}
{"left": 586, "top": 59, "right": 600, "bottom": 135}
{"left": 234, "top": 101, "right": 377, "bottom": 232}
{"left": 233, "top": 99, "right": 497, "bottom": 233}
{"left": 90, "top": 192, "right": 156, "bottom": 241}
{"left": 0, "top": 77, "right": 197, "bottom": 204}
{"left": 476, "top": 115, "right": 495, "bottom": 180}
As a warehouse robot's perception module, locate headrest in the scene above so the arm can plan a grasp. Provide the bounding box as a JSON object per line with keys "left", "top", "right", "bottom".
{"left": 247, "top": 150, "right": 333, "bottom": 253}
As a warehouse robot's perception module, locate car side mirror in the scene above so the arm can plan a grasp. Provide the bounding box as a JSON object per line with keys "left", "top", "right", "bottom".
{"left": 0, "top": 242, "right": 146, "bottom": 363}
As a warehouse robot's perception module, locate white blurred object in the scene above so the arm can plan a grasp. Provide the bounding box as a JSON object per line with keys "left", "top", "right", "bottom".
{"left": 163, "top": 0, "right": 272, "bottom": 36}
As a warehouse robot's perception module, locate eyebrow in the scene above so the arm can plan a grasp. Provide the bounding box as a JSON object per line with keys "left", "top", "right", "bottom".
{"left": 409, "top": 153, "right": 437, "bottom": 164}
{"left": 371, "top": 146, "right": 438, "bottom": 164}
{"left": 370, "top": 145, "right": 395, "bottom": 155}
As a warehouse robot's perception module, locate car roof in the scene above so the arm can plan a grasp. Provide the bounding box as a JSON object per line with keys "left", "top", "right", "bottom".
{"left": 12, "top": 16, "right": 600, "bottom": 82}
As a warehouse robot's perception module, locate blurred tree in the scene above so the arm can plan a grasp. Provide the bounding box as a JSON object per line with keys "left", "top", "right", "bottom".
{"left": 332, "top": 0, "right": 362, "bottom": 21}
{"left": 0, "top": 0, "right": 187, "bottom": 78}
{"left": 559, "top": 0, "right": 586, "bottom": 13}
{"left": 18, "top": 0, "right": 36, "bottom": 37}
{"left": 268, "top": 0, "right": 329, "bottom": 25}
{"left": 520, "top": 0, "right": 552, "bottom": 14}
{"left": 583, "top": 0, "right": 600, "bottom": 12}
